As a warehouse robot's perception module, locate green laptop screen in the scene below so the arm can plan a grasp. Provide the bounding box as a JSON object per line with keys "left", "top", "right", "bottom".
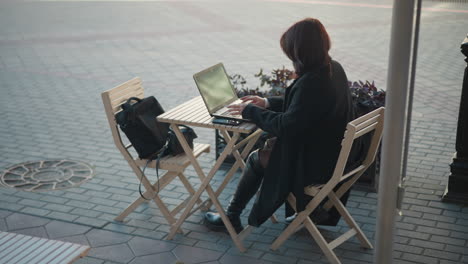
{"left": 195, "top": 64, "right": 237, "bottom": 113}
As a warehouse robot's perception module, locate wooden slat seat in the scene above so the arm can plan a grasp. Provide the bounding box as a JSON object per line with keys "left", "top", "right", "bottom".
{"left": 0, "top": 231, "right": 89, "bottom": 264}
{"left": 135, "top": 143, "right": 209, "bottom": 171}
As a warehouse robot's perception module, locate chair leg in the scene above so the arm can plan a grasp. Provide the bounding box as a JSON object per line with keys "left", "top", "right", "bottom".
{"left": 117, "top": 164, "right": 184, "bottom": 233}
{"left": 115, "top": 171, "right": 177, "bottom": 222}
{"left": 170, "top": 196, "right": 192, "bottom": 216}
{"left": 323, "top": 175, "right": 357, "bottom": 211}
{"left": 303, "top": 217, "right": 341, "bottom": 264}
{"left": 270, "top": 214, "right": 278, "bottom": 223}
{"left": 271, "top": 194, "right": 310, "bottom": 250}
{"left": 132, "top": 164, "right": 178, "bottom": 226}
{"left": 271, "top": 192, "right": 345, "bottom": 264}
{"left": 178, "top": 172, "right": 203, "bottom": 205}
{"left": 115, "top": 196, "right": 147, "bottom": 222}
{"left": 238, "top": 225, "right": 254, "bottom": 241}
{"left": 203, "top": 129, "right": 261, "bottom": 211}
{"left": 328, "top": 192, "right": 373, "bottom": 249}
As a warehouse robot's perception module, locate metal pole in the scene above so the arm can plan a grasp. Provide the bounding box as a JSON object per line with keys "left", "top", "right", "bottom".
{"left": 401, "top": 0, "right": 422, "bottom": 182}
{"left": 375, "top": 0, "right": 415, "bottom": 263}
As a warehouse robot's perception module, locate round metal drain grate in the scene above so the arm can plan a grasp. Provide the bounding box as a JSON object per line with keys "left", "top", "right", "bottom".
{"left": 1, "top": 160, "right": 94, "bottom": 192}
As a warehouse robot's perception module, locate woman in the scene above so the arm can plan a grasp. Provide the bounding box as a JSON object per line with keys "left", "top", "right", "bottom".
{"left": 205, "top": 18, "right": 358, "bottom": 232}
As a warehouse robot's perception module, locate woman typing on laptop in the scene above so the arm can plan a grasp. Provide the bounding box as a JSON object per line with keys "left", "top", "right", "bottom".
{"left": 205, "top": 18, "right": 360, "bottom": 232}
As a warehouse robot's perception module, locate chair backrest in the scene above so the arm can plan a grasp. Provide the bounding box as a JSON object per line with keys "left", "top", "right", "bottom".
{"left": 101, "top": 77, "right": 144, "bottom": 158}
{"left": 330, "top": 107, "right": 385, "bottom": 185}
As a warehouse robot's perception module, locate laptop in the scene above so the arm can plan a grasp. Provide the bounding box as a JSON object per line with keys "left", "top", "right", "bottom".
{"left": 193, "top": 63, "right": 249, "bottom": 122}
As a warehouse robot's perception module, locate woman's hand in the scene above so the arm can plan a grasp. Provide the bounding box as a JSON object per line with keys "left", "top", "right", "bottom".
{"left": 227, "top": 101, "right": 250, "bottom": 116}
{"left": 240, "top": 95, "right": 267, "bottom": 108}
{"left": 228, "top": 96, "right": 267, "bottom": 115}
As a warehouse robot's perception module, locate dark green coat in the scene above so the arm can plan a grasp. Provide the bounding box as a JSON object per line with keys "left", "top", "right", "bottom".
{"left": 242, "top": 60, "right": 356, "bottom": 226}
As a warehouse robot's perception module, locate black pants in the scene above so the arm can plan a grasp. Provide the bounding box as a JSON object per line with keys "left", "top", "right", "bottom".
{"left": 226, "top": 150, "right": 265, "bottom": 216}
{"left": 232, "top": 150, "right": 348, "bottom": 226}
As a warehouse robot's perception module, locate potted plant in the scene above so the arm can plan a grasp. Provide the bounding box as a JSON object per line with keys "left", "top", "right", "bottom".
{"left": 349, "top": 80, "right": 386, "bottom": 115}
{"left": 348, "top": 80, "right": 386, "bottom": 191}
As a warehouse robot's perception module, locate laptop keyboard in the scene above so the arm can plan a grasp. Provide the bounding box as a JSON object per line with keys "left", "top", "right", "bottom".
{"left": 218, "top": 109, "right": 242, "bottom": 119}
{"left": 219, "top": 109, "right": 231, "bottom": 115}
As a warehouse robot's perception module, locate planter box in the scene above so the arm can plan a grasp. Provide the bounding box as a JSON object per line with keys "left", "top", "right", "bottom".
{"left": 353, "top": 156, "right": 379, "bottom": 192}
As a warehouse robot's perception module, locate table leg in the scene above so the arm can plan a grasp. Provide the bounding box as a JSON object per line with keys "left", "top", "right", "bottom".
{"left": 165, "top": 125, "right": 238, "bottom": 238}
{"left": 201, "top": 130, "right": 262, "bottom": 210}
{"left": 218, "top": 130, "right": 278, "bottom": 228}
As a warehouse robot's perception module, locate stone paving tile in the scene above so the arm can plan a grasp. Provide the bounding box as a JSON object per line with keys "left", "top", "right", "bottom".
{"left": 56, "top": 234, "right": 91, "bottom": 246}
{"left": 283, "top": 247, "right": 323, "bottom": 262}
{"left": 194, "top": 240, "right": 230, "bottom": 253}
{"left": 225, "top": 246, "right": 263, "bottom": 259}
{"left": 74, "top": 216, "right": 108, "bottom": 228}
{"left": 11, "top": 226, "right": 49, "bottom": 238}
{"left": 131, "top": 228, "right": 167, "bottom": 241}
{"left": 20, "top": 206, "right": 51, "bottom": 217}
{"left": 127, "top": 236, "right": 176, "bottom": 256}
{"left": 262, "top": 252, "right": 299, "bottom": 264}
{"left": 172, "top": 245, "right": 223, "bottom": 264}
{"left": 219, "top": 253, "right": 273, "bottom": 264}
{"left": 86, "top": 229, "right": 133, "bottom": 248}
{"left": 45, "top": 220, "right": 91, "bottom": 239}
{"left": 103, "top": 223, "right": 137, "bottom": 234}
{"left": 75, "top": 258, "right": 106, "bottom": 264}
{"left": 0, "top": 209, "right": 13, "bottom": 219}
{"left": 5, "top": 213, "right": 50, "bottom": 231}
{"left": 88, "top": 243, "right": 135, "bottom": 264}
{"left": 128, "top": 252, "right": 177, "bottom": 264}
{"left": 0, "top": 219, "right": 7, "bottom": 231}
{"left": 48, "top": 211, "right": 80, "bottom": 222}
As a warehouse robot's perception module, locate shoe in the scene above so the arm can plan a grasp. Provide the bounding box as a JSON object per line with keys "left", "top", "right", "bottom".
{"left": 204, "top": 151, "right": 263, "bottom": 234}
{"left": 204, "top": 211, "right": 244, "bottom": 233}
{"left": 285, "top": 213, "right": 297, "bottom": 224}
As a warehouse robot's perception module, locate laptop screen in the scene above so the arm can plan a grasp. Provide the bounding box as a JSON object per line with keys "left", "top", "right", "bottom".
{"left": 193, "top": 63, "right": 238, "bottom": 113}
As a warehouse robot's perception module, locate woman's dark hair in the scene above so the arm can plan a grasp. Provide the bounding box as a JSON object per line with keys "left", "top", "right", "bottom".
{"left": 280, "top": 18, "right": 331, "bottom": 76}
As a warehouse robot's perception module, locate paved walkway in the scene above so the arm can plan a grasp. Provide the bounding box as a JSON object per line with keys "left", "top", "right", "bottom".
{"left": 1, "top": 0, "right": 468, "bottom": 263}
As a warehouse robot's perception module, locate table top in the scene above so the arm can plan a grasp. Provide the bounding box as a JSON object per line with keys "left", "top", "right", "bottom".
{"left": 158, "top": 96, "right": 257, "bottom": 134}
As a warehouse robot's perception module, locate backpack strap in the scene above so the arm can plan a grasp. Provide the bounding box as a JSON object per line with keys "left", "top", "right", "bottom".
{"left": 121, "top": 97, "right": 142, "bottom": 109}
{"left": 138, "top": 145, "right": 168, "bottom": 200}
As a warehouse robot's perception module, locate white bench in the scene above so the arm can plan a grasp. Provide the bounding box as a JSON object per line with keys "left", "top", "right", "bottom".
{"left": 0, "top": 231, "right": 90, "bottom": 264}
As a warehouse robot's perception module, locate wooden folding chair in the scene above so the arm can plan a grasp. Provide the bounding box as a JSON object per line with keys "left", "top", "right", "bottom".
{"left": 101, "top": 77, "right": 210, "bottom": 231}
{"left": 270, "top": 107, "right": 385, "bottom": 264}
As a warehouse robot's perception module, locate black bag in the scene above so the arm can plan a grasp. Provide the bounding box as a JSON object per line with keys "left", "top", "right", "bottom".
{"left": 166, "top": 125, "right": 198, "bottom": 156}
{"left": 115, "top": 96, "right": 169, "bottom": 159}
{"left": 115, "top": 96, "right": 198, "bottom": 200}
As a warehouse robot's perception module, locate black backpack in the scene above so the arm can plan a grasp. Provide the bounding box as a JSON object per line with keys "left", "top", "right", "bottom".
{"left": 115, "top": 96, "right": 169, "bottom": 159}
{"left": 115, "top": 96, "right": 198, "bottom": 200}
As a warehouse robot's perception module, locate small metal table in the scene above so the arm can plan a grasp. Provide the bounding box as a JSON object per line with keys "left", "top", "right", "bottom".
{"left": 158, "top": 96, "right": 262, "bottom": 252}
